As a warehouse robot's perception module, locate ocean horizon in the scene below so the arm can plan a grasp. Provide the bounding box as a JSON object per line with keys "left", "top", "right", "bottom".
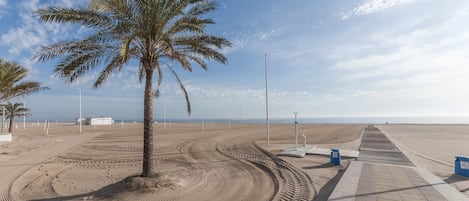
{"left": 152, "top": 116, "right": 469, "bottom": 125}
{"left": 23, "top": 116, "right": 469, "bottom": 125}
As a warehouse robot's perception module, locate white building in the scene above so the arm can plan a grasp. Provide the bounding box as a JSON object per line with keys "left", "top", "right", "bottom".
{"left": 77, "top": 117, "right": 114, "bottom": 125}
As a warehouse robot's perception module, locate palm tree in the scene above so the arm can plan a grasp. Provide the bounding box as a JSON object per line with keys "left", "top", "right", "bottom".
{"left": 5, "top": 102, "right": 30, "bottom": 133}
{"left": 0, "top": 59, "right": 49, "bottom": 101}
{"left": 35, "top": 0, "right": 231, "bottom": 177}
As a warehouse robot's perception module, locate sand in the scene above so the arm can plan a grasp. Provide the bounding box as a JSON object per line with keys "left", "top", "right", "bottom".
{"left": 0, "top": 123, "right": 365, "bottom": 201}
{"left": 378, "top": 124, "right": 469, "bottom": 197}
{"left": 2, "top": 123, "right": 468, "bottom": 200}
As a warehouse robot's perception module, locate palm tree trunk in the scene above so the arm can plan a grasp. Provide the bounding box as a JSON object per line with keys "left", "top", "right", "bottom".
{"left": 142, "top": 68, "right": 154, "bottom": 177}
{"left": 8, "top": 116, "right": 13, "bottom": 133}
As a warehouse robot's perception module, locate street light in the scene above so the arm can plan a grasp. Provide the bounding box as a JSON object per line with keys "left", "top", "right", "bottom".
{"left": 265, "top": 52, "right": 275, "bottom": 150}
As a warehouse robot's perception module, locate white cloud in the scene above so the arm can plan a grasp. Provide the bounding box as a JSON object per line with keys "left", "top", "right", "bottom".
{"left": 1, "top": 0, "right": 85, "bottom": 56}
{"left": 221, "top": 26, "right": 291, "bottom": 54}
{"left": 328, "top": 4, "right": 469, "bottom": 111}
{"left": 341, "top": 0, "right": 414, "bottom": 20}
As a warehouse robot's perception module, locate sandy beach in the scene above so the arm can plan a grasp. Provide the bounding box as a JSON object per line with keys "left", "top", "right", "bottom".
{"left": 0, "top": 123, "right": 468, "bottom": 200}
{"left": 0, "top": 123, "right": 364, "bottom": 201}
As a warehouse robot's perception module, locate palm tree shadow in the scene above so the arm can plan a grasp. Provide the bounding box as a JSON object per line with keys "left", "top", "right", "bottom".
{"left": 30, "top": 177, "right": 130, "bottom": 201}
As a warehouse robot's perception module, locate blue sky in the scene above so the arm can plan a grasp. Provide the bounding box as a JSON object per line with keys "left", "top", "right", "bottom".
{"left": 2, "top": 0, "right": 469, "bottom": 121}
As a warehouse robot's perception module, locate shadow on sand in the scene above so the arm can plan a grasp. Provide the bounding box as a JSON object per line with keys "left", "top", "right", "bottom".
{"left": 302, "top": 162, "right": 335, "bottom": 170}
{"left": 30, "top": 177, "right": 129, "bottom": 201}
{"left": 313, "top": 169, "right": 345, "bottom": 201}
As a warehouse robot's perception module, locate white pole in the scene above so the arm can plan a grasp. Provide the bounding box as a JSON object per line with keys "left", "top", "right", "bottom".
{"left": 46, "top": 121, "right": 50, "bottom": 136}
{"left": 79, "top": 88, "right": 82, "bottom": 133}
{"left": 164, "top": 103, "right": 166, "bottom": 129}
{"left": 264, "top": 53, "right": 270, "bottom": 149}
{"left": 23, "top": 100, "right": 26, "bottom": 129}
{"left": 303, "top": 134, "right": 306, "bottom": 147}
{"left": 294, "top": 112, "right": 298, "bottom": 150}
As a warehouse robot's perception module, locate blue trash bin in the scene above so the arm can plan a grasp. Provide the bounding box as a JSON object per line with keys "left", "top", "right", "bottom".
{"left": 330, "top": 148, "right": 341, "bottom": 165}
{"left": 455, "top": 156, "right": 469, "bottom": 177}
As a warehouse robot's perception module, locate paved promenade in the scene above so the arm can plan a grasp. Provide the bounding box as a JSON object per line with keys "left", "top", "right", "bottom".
{"left": 328, "top": 126, "right": 469, "bottom": 201}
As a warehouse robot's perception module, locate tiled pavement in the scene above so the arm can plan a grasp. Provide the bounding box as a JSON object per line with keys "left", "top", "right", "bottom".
{"left": 328, "top": 126, "right": 469, "bottom": 201}
{"left": 355, "top": 163, "right": 447, "bottom": 201}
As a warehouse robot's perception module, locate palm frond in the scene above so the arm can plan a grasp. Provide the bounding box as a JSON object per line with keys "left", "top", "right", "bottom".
{"left": 36, "top": 7, "right": 112, "bottom": 28}
{"left": 5, "top": 102, "right": 31, "bottom": 120}
{"left": 0, "top": 61, "right": 48, "bottom": 100}
{"left": 187, "top": 0, "right": 217, "bottom": 16}
{"left": 93, "top": 54, "right": 125, "bottom": 88}
{"left": 168, "top": 65, "right": 191, "bottom": 114}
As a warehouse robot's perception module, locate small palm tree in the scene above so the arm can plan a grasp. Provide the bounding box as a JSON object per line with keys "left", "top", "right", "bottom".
{"left": 35, "top": 0, "right": 231, "bottom": 177}
{"left": 5, "top": 102, "right": 30, "bottom": 133}
{"left": 0, "top": 59, "right": 49, "bottom": 101}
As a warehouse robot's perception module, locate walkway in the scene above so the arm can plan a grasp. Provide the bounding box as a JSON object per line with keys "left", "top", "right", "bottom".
{"left": 328, "top": 126, "right": 468, "bottom": 201}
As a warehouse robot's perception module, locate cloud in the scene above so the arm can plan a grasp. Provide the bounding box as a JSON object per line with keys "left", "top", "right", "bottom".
{"left": 1, "top": 0, "right": 85, "bottom": 56}
{"left": 329, "top": 3, "right": 469, "bottom": 105}
{"left": 220, "top": 26, "right": 291, "bottom": 54}
{"left": 0, "top": 0, "right": 8, "bottom": 19}
{"left": 341, "top": 0, "right": 414, "bottom": 20}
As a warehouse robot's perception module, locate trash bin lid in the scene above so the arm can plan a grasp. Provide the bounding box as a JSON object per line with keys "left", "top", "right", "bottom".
{"left": 456, "top": 155, "right": 469, "bottom": 160}
{"left": 331, "top": 148, "right": 340, "bottom": 152}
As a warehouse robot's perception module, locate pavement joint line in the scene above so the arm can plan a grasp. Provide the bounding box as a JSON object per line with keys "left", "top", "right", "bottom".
{"left": 328, "top": 126, "right": 468, "bottom": 201}
{"left": 327, "top": 161, "right": 362, "bottom": 201}
{"left": 415, "top": 166, "right": 469, "bottom": 201}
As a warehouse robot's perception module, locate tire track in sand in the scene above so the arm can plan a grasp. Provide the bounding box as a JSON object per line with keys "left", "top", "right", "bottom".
{"left": 217, "top": 142, "right": 314, "bottom": 201}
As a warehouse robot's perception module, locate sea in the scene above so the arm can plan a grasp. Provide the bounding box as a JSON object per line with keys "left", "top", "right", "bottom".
{"left": 149, "top": 116, "right": 469, "bottom": 125}
{"left": 29, "top": 116, "right": 469, "bottom": 125}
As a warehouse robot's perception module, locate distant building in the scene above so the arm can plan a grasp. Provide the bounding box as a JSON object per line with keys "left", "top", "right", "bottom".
{"left": 76, "top": 118, "right": 86, "bottom": 125}
{"left": 76, "top": 117, "right": 114, "bottom": 125}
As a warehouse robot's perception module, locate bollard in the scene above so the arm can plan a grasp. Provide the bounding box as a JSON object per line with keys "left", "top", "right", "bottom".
{"left": 330, "top": 148, "right": 341, "bottom": 165}
{"left": 455, "top": 156, "right": 469, "bottom": 177}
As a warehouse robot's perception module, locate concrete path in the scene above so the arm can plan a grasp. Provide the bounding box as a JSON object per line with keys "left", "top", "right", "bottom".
{"left": 358, "top": 126, "right": 413, "bottom": 166}
{"left": 328, "top": 126, "right": 469, "bottom": 201}
{"left": 0, "top": 133, "right": 97, "bottom": 201}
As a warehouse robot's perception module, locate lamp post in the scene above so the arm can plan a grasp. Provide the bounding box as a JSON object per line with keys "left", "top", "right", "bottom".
{"left": 264, "top": 52, "right": 274, "bottom": 150}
